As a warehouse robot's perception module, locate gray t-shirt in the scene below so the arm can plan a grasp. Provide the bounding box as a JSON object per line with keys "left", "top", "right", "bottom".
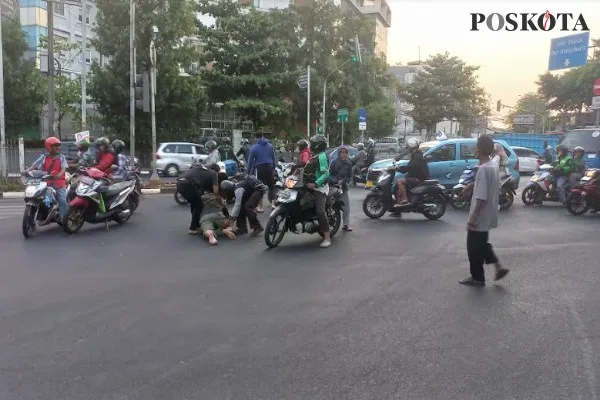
{"left": 468, "top": 161, "right": 499, "bottom": 232}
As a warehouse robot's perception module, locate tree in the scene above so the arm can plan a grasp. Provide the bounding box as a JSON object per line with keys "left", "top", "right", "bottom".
{"left": 505, "top": 92, "right": 550, "bottom": 133}
{"left": 2, "top": 19, "right": 47, "bottom": 137}
{"left": 343, "top": 101, "right": 395, "bottom": 143}
{"left": 399, "top": 53, "right": 490, "bottom": 136}
{"left": 197, "top": 1, "right": 298, "bottom": 130}
{"left": 89, "top": 0, "right": 205, "bottom": 146}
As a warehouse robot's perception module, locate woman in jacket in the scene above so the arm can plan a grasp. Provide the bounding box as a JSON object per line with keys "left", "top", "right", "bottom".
{"left": 329, "top": 146, "right": 353, "bottom": 232}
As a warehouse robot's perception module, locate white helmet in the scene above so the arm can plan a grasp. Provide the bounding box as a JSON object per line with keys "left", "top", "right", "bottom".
{"left": 217, "top": 161, "right": 226, "bottom": 174}
{"left": 574, "top": 146, "right": 585, "bottom": 153}
{"left": 405, "top": 137, "right": 421, "bottom": 150}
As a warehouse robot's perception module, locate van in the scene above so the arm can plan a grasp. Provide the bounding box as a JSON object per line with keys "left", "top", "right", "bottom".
{"left": 558, "top": 128, "right": 600, "bottom": 168}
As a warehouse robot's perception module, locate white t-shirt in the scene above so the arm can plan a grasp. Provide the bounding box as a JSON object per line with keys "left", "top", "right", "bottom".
{"left": 468, "top": 161, "right": 499, "bottom": 232}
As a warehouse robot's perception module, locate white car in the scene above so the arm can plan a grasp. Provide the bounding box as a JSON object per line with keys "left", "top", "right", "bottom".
{"left": 512, "top": 146, "right": 543, "bottom": 174}
{"left": 156, "top": 142, "right": 209, "bottom": 177}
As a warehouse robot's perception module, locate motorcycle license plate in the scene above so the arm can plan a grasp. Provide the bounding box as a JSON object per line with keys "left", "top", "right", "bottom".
{"left": 581, "top": 176, "right": 591, "bottom": 182}
{"left": 81, "top": 176, "right": 95, "bottom": 185}
{"left": 365, "top": 180, "right": 374, "bottom": 188}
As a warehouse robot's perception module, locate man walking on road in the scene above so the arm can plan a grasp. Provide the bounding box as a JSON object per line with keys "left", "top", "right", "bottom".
{"left": 247, "top": 132, "right": 276, "bottom": 212}
{"left": 460, "top": 135, "right": 510, "bottom": 287}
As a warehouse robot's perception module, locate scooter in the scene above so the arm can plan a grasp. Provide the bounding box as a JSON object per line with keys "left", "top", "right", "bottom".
{"left": 565, "top": 169, "right": 600, "bottom": 215}
{"left": 450, "top": 166, "right": 477, "bottom": 210}
{"left": 351, "top": 166, "right": 368, "bottom": 185}
{"left": 521, "top": 164, "right": 570, "bottom": 206}
{"left": 21, "top": 171, "right": 61, "bottom": 238}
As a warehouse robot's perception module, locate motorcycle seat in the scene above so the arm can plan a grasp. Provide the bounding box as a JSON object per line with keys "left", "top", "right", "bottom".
{"left": 420, "top": 179, "right": 440, "bottom": 185}
{"left": 101, "top": 181, "right": 132, "bottom": 196}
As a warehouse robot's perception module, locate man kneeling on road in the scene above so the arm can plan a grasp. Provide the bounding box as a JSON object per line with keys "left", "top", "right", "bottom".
{"left": 199, "top": 192, "right": 236, "bottom": 245}
{"left": 394, "top": 138, "right": 429, "bottom": 205}
{"left": 220, "top": 175, "right": 267, "bottom": 237}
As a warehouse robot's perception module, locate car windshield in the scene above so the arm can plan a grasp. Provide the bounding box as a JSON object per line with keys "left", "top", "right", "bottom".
{"left": 559, "top": 129, "right": 600, "bottom": 152}
{"left": 395, "top": 145, "right": 434, "bottom": 160}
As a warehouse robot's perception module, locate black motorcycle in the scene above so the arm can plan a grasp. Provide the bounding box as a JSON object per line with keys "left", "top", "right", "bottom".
{"left": 362, "top": 168, "right": 447, "bottom": 220}
{"left": 352, "top": 166, "right": 368, "bottom": 185}
{"left": 264, "top": 174, "right": 343, "bottom": 248}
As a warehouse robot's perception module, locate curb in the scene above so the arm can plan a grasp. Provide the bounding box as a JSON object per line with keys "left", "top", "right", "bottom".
{"left": 0, "top": 186, "right": 177, "bottom": 199}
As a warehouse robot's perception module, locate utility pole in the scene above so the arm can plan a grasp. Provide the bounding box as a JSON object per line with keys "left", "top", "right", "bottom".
{"left": 322, "top": 57, "right": 352, "bottom": 142}
{"left": 0, "top": 14, "right": 7, "bottom": 177}
{"left": 306, "top": 65, "right": 310, "bottom": 139}
{"left": 149, "top": 27, "right": 158, "bottom": 182}
{"left": 80, "top": 0, "right": 87, "bottom": 130}
{"left": 47, "top": 2, "right": 55, "bottom": 137}
{"left": 129, "top": 0, "right": 136, "bottom": 163}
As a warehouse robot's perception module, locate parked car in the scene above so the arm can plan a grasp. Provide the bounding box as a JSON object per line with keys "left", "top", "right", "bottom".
{"left": 365, "top": 138, "right": 520, "bottom": 190}
{"left": 558, "top": 128, "right": 600, "bottom": 169}
{"left": 156, "top": 142, "right": 209, "bottom": 177}
{"left": 512, "top": 146, "right": 543, "bottom": 174}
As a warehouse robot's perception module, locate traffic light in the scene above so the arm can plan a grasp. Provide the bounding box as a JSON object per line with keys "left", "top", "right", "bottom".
{"left": 316, "top": 111, "right": 323, "bottom": 134}
{"left": 135, "top": 72, "right": 150, "bottom": 112}
{"left": 346, "top": 35, "right": 362, "bottom": 63}
{"left": 496, "top": 100, "right": 501, "bottom": 112}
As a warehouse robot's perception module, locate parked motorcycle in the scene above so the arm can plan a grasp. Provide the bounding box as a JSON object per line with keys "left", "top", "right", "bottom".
{"left": 264, "top": 173, "right": 343, "bottom": 248}
{"left": 21, "top": 171, "right": 61, "bottom": 238}
{"left": 62, "top": 167, "right": 136, "bottom": 234}
{"left": 521, "top": 164, "right": 570, "bottom": 206}
{"left": 362, "top": 168, "right": 447, "bottom": 220}
{"left": 565, "top": 169, "right": 600, "bottom": 215}
{"left": 450, "top": 166, "right": 516, "bottom": 210}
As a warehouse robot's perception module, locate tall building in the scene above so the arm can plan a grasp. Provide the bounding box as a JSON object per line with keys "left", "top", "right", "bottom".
{"left": 239, "top": 0, "right": 391, "bottom": 58}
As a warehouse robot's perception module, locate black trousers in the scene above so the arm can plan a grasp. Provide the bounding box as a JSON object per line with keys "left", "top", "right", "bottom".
{"left": 177, "top": 181, "right": 203, "bottom": 230}
{"left": 313, "top": 191, "right": 329, "bottom": 234}
{"left": 256, "top": 164, "right": 275, "bottom": 202}
{"left": 467, "top": 230, "right": 499, "bottom": 282}
{"left": 236, "top": 191, "right": 263, "bottom": 233}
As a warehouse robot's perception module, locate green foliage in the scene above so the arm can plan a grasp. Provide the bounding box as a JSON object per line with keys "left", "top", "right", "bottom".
{"left": 55, "top": 76, "right": 82, "bottom": 136}
{"left": 505, "top": 92, "right": 550, "bottom": 133}
{"left": 2, "top": 19, "right": 47, "bottom": 138}
{"left": 399, "top": 53, "right": 489, "bottom": 135}
{"left": 89, "top": 0, "right": 205, "bottom": 145}
{"left": 344, "top": 101, "right": 395, "bottom": 142}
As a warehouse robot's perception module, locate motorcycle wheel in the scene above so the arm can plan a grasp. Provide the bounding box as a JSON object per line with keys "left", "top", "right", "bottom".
{"left": 450, "top": 188, "right": 469, "bottom": 210}
{"left": 521, "top": 186, "right": 538, "bottom": 206}
{"left": 566, "top": 192, "right": 589, "bottom": 216}
{"left": 63, "top": 207, "right": 85, "bottom": 234}
{"left": 319, "top": 208, "right": 342, "bottom": 238}
{"left": 114, "top": 198, "right": 133, "bottom": 224}
{"left": 22, "top": 204, "right": 36, "bottom": 239}
{"left": 363, "top": 193, "right": 387, "bottom": 219}
{"left": 500, "top": 190, "right": 514, "bottom": 210}
{"left": 130, "top": 192, "right": 140, "bottom": 212}
{"left": 174, "top": 190, "right": 188, "bottom": 205}
{"left": 265, "top": 210, "right": 287, "bottom": 248}
{"left": 422, "top": 195, "right": 447, "bottom": 220}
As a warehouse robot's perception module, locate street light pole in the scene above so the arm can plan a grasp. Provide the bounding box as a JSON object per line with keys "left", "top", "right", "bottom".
{"left": 322, "top": 57, "right": 352, "bottom": 142}
{"left": 47, "top": 1, "right": 55, "bottom": 137}
{"left": 0, "top": 15, "right": 6, "bottom": 177}
{"left": 129, "top": 0, "right": 136, "bottom": 165}
{"left": 149, "top": 27, "right": 159, "bottom": 182}
{"left": 81, "top": 0, "right": 87, "bottom": 130}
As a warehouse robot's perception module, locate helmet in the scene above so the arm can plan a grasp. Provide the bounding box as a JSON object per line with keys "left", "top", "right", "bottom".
{"left": 241, "top": 138, "right": 249, "bottom": 146}
{"left": 78, "top": 140, "right": 90, "bottom": 150}
{"left": 95, "top": 137, "right": 110, "bottom": 150}
{"left": 556, "top": 144, "right": 567, "bottom": 153}
{"left": 222, "top": 137, "right": 231, "bottom": 146}
{"left": 112, "top": 139, "right": 125, "bottom": 153}
{"left": 574, "top": 146, "right": 585, "bottom": 154}
{"left": 356, "top": 142, "right": 365, "bottom": 150}
{"left": 366, "top": 138, "right": 375, "bottom": 148}
{"left": 297, "top": 139, "right": 308, "bottom": 150}
{"left": 216, "top": 161, "right": 226, "bottom": 174}
{"left": 405, "top": 137, "right": 421, "bottom": 150}
{"left": 44, "top": 137, "right": 61, "bottom": 152}
{"left": 309, "top": 134, "right": 327, "bottom": 153}
{"left": 220, "top": 180, "right": 235, "bottom": 199}
{"left": 205, "top": 140, "right": 217, "bottom": 151}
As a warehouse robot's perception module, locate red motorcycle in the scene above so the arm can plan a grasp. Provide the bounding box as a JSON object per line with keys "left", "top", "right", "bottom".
{"left": 565, "top": 169, "right": 600, "bottom": 216}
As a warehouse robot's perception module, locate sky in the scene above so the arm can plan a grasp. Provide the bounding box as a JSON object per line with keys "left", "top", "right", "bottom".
{"left": 386, "top": 1, "right": 600, "bottom": 125}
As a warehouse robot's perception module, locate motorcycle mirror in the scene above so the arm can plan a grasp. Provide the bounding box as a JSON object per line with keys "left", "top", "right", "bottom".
{"left": 111, "top": 164, "right": 119, "bottom": 170}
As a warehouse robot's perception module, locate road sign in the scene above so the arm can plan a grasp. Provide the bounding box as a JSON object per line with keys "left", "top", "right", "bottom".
{"left": 548, "top": 32, "right": 590, "bottom": 71}
{"left": 337, "top": 108, "right": 349, "bottom": 123}
{"left": 592, "top": 96, "right": 600, "bottom": 110}
{"left": 513, "top": 114, "right": 536, "bottom": 125}
{"left": 359, "top": 122, "right": 366, "bottom": 130}
{"left": 593, "top": 78, "right": 600, "bottom": 96}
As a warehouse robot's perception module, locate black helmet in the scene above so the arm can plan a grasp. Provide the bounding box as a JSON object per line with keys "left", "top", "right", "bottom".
{"left": 297, "top": 139, "right": 308, "bottom": 150}
{"left": 95, "top": 137, "right": 110, "bottom": 149}
{"left": 205, "top": 140, "right": 217, "bottom": 151}
{"left": 309, "top": 134, "right": 327, "bottom": 153}
{"left": 220, "top": 180, "right": 235, "bottom": 199}
{"left": 112, "top": 139, "right": 125, "bottom": 153}
{"left": 222, "top": 137, "right": 231, "bottom": 146}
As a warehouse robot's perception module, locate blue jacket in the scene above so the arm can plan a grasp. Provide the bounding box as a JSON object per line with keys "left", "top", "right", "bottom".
{"left": 247, "top": 138, "right": 276, "bottom": 173}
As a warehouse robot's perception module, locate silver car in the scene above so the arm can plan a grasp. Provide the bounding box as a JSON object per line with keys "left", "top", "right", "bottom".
{"left": 512, "top": 146, "right": 543, "bottom": 174}
{"left": 156, "top": 142, "right": 209, "bottom": 177}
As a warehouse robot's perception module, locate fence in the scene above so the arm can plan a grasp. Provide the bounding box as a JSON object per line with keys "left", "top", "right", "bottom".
{"left": 1, "top": 138, "right": 45, "bottom": 177}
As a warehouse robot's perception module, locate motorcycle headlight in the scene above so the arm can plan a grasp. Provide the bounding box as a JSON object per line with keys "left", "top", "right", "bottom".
{"left": 24, "top": 186, "right": 37, "bottom": 198}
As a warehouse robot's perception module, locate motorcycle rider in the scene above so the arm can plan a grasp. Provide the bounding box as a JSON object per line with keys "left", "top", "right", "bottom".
{"left": 569, "top": 146, "right": 586, "bottom": 188}
{"left": 110, "top": 139, "right": 131, "bottom": 181}
{"left": 217, "top": 137, "right": 238, "bottom": 162}
{"left": 351, "top": 142, "right": 368, "bottom": 185}
{"left": 68, "top": 139, "right": 94, "bottom": 169}
{"left": 204, "top": 140, "right": 220, "bottom": 165}
{"left": 220, "top": 176, "right": 267, "bottom": 236}
{"left": 176, "top": 162, "right": 223, "bottom": 234}
{"left": 22, "top": 137, "right": 69, "bottom": 221}
{"left": 92, "top": 137, "right": 117, "bottom": 174}
{"left": 365, "top": 138, "right": 376, "bottom": 166}
{"left": 329, "top": 146, "right": 353, "bottom": 231}
{"left": 297, "top": 139, "right": 311, "bottom": 167}
{"left": 553, "top": 144, "right": 572, "bottom": 204}
{"left": 236, "top": 138, "right": 252, "bottom": 162}
{"left": 394, "top": 138, "right": 429, "bottom": 205}
{"left": 304, "top": 134, "right": 332, "bottom": 248}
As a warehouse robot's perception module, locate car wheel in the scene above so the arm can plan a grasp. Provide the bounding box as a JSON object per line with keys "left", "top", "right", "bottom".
{"left": 165, "top": 164, "right": 179, "bottom": 177}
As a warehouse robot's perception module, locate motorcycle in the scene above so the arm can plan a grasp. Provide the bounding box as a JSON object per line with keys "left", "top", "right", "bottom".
{"left": 264, "top": 173, "right": 343, "bottom": 248}
{"left": 521, "top": 164, "right": 570, "bottom": 206}
{"left": 565, "top": 169, "right": 600, "bottom": 215}
{"left": 450, "top": 167, "right": 516, "bottom": 210}
{"left": 362, "top": 168, "right": 447, "bottom": 220}
{"left": 21, "top": 171, "right": 61, "bottom": 238}
{"left": 62, "top": 167, "right": 136, "bottom": 234}
{"left": 352, "top": 166, "right": 368, "bottom": 185}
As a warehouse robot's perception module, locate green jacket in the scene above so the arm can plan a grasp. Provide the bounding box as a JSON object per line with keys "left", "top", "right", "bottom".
{"left": 571, "top": 156, "right": 586, "bottom": 174}
{"left": 314, "top": 152, "right": 330, "bottom": 187}
{"left": 554, "top": 154, "right": 572, "bottom": 176}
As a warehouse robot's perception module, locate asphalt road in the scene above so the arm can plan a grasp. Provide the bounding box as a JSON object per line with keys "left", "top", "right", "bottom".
{"left": 1, "top": 186, "right": 600, "bottom": 400}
